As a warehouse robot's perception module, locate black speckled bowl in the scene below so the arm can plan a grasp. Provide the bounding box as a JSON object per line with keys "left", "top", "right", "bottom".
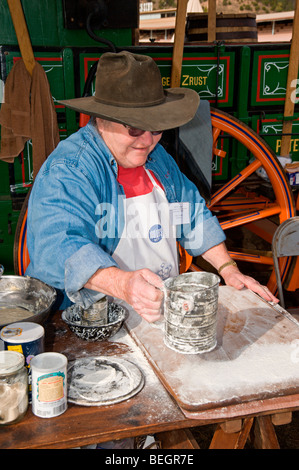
{"left": 61, "top": 303, "right": 128, "bottom": 342}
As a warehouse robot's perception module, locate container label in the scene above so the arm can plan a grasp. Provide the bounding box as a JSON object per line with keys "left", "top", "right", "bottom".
{"left": 2, "top": 327, "right": 23, "bottom": 337}
{"left": 37, "top": 372, "right": 65, "bottom": 403}
{"left": 7, "top": 344, "right": 23, "bottom": 354}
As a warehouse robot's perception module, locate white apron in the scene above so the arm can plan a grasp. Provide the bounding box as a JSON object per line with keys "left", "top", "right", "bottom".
{"left": 112, "top": 169, "right": 179, "bottom": 280}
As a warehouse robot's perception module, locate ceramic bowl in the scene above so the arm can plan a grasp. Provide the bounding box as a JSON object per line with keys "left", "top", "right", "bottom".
{"left": 0, "top": 275, "right": 57, "bottom": 328}
{"left": 61, "top": 303, "right": 128, "bottom": 342}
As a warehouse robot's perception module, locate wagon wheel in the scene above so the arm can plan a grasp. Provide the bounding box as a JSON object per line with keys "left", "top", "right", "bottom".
{"left": 193, "top": 107, "right": 296, "bottom": 294}
{"left": 13, "top": 188, "right": 31, "bottom": 276}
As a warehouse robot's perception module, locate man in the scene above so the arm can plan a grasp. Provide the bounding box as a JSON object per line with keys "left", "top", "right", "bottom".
{"left": 26, "top": 51, "right": 278, "bottom": 321}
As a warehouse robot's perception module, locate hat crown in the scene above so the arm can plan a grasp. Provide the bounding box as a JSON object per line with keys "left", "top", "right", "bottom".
{"left": 95, "top": 51, "right": 165, "bottom": 108}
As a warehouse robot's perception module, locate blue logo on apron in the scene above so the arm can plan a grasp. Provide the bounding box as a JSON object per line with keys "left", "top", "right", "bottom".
{"left": 149, "top": 224, "right": 163, "bottom": 243}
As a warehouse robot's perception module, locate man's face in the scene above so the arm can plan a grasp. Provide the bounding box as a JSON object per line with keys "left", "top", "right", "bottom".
{"left": 96, "top": 119, "right": 162, "bottom": 168}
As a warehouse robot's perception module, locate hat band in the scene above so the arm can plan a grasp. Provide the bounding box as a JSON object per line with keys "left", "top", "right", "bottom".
{"left": 94, "top": 94, "right": 166, "bottom": 108}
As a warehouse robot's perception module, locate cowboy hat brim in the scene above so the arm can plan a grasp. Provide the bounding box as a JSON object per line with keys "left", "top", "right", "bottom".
{"left": 59, "top": 88, "right": 200, "bottom": 132}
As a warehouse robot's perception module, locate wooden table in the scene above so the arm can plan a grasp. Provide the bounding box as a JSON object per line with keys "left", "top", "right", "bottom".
{"left": 0, "top": 310, "right": 199, "bottom": 449}
{"left": 126, "top": 287, "right": 299, "bottom": 448}
{"left": 1, "top": 287, "right": 299, "bottom": 449}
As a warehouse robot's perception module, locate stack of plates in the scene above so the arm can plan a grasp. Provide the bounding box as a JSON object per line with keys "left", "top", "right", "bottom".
{"left": 67, "top": 356, "right": 144, "bottom": 406}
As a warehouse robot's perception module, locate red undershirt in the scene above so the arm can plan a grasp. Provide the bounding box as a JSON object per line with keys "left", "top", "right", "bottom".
{"left": 117, "top": 165, "right": 164, "bottom": 198}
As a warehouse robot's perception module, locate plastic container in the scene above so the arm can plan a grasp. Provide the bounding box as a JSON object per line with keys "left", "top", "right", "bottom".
{"left": 163, "top": 272, "right": 220, "bottom": 354}
{"left": 0, "top": 322, "right": 44, "bottom": 402}
{"left": 0, "top": 351, "right": 28, "bottom": 425}
{"left": 31, "top": 352, "right": 67, "bottom": 418}
{"left": 285, "top": 162, "right": 299, "bottom": 187}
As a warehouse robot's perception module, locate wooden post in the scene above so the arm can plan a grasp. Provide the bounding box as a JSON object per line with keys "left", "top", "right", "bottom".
{"left": 171, "top": 0, "right": 188, "bottom": 88}
{"left": 209, "top": 417, "right": 254, "bottom": 449}
{"left": 280, "top": 0, "right": 299, "bottom": 156}
{"left": 6, "top": 0, "right": 35, "bottom": 76}
{"left": 251, "top": 416, "right": 280, "bottom": 449}
{"left": 157, "top": 429, "right": 200, "bottom": 449}
{"left": 208, "top": 0, "right": 217, "bottom": 42}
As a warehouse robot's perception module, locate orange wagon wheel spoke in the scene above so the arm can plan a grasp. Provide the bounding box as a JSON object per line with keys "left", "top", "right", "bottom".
{"left": 209, "top": 159, "right": 262, "bottom": 209}
{"left": 219, "top": 204, "right": 282, "bottom": 231}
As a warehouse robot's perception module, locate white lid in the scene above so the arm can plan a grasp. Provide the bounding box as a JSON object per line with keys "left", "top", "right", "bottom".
{"left": 0, "top": 322, "right": 44, "bottom": 343}
{"left": 30, "top": 352, "right": 67, "bottom": 372}
{"left": 0, "top": 351, "right": 25, "bottom": 374}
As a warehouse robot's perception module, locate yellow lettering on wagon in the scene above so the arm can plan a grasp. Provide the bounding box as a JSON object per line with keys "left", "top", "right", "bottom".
{"left": 276, "top": 140, "right": 281, "bottom": 153}
{"left": 276, "top": 139, "right": 299, "bottom": 154}
{"left": 182, "top": 75, "right": 208, "bottom": 86}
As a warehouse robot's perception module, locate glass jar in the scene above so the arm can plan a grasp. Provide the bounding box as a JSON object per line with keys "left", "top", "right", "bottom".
{"left": 0, "top": 351, "right": 28, "bottom": 425}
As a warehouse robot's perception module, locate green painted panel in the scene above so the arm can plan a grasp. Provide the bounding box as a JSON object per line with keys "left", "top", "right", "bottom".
{"left": 252, "top": 113, "right": 299, "bottom": 160}
{"left": 0, "top": 200, "right": 19, "bottom": 274}
{"left": 150, "top": 51, "right": 235, "bottom": 108}
{"left": 0, "top": 161, "right": 10, "bottom": 196}
{"left": 79, "top": 53, "right": 100, "bottom": 95}
{"left": 251, "top": 48, "right": 299, "bottom": 107}
{"left": 79, "top": 50, "right": 235, "bottom": 108}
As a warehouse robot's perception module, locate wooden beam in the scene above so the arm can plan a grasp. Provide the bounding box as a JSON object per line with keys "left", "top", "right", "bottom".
{"left": 280, "top": 0, "right": 299, "bottom": 156}
{"left": 208, "top": 0, "right": 217, "bottom": 42}
{"left": 220, "top": 418, "right": 243, "bottom": 433}
{"left": 271, "top": 411, "right": 292, "bottom": 426}
{"left": 156, "top": 429, "right": 200, "bottom": 449}
{"left": 209, "top": 417, "right": 254, "bottom": 449}
{"left": 171, "top": 0, "right": 188, "bottom": 88}
{"left": 251, "top": 416, "right": 280, "bottom": 449}
{"left": 6, "top": 0, "right": 35, "bottom": 76}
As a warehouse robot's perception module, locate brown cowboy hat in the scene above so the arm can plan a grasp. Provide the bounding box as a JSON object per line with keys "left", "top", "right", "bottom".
{"left": 59, "top": 51, "right": 200, "bottom": 132}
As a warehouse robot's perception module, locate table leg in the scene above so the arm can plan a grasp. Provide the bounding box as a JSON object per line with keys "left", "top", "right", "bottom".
{"left": 209, "top": 417, "right": 254, "bottom": 449}
{"left": 251, "top": 416, "right": 280, "bottom": 449}
{"left": 156, "top": 429, "right": 200, "bottom": 449}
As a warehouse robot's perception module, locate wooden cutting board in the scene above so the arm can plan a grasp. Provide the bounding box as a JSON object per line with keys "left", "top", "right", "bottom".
{"left": 126, "top": 286, "right": 299, "bottom": 412}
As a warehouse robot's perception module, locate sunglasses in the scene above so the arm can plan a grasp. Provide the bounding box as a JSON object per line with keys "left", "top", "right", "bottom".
{"left": 123, "top": 125, "right": 163, "bottom": 137}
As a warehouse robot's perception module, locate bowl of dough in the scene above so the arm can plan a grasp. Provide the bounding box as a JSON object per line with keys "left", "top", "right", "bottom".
{"left": 61, "top": 302, "right": 128, "bottom": 342}
{"left": 0, "top": 275, "right": 57, "bottom": 328}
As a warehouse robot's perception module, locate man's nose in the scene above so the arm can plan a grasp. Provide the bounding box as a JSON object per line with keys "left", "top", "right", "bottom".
{"left": 139, "top": 131, "right": 154, "bottom": 144}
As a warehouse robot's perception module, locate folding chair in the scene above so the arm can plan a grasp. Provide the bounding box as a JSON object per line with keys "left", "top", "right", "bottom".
{"left": 272, "top": 217, "right": 299, "bottom": 309}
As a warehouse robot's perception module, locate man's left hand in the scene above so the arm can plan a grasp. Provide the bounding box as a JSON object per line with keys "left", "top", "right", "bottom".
{"left": 221, "top": 268, "right": 279, "bottom": 303}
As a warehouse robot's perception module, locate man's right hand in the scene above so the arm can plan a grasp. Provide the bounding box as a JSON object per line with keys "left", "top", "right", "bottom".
{"left": 85, "top": 267, "right": 164, "bottom": 322}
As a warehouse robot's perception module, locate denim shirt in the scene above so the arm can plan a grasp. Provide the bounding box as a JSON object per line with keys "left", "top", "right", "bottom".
{"left": 26, "top": 121, "right": 225, "bottom": 308}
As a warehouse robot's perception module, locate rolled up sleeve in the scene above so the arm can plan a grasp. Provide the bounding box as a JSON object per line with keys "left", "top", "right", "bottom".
{"left": 180, "top": 214, "right": 226, "bottom": 255}
{"left": 26, "top": 157, "right": 119, "bottom": 308}
{"left": 64, "top": 243, "right": 118, "bottom": 307}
